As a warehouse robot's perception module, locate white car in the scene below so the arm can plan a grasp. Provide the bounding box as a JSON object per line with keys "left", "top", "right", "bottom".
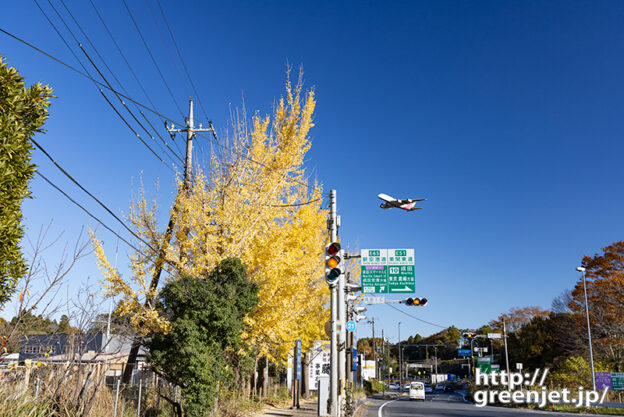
{"left": 388, "top": 383, "right": 400, "bottom": 391}
{"left": 425, "top": 385, "right": 433, "bottom": 393}
{"left": 409, "top": 382, "right": 425, "bottom": 400}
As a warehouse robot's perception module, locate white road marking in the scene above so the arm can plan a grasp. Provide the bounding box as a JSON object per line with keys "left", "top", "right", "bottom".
{"left": 377, "top": 397, "right": 401, "bottom": 417}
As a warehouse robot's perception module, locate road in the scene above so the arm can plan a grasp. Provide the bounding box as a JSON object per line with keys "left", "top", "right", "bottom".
{"left": 361, "top": 392, "right": 623, "bottom": 417}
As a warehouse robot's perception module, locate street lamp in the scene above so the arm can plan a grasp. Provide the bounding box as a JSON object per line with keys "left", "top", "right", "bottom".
{"left": 577, "top": 266, "right": 596, "bottom": 392}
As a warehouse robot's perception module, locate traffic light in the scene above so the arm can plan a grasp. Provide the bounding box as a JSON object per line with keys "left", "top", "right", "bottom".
{"left": 325, "top": 242, "right": 343, "bottom": 285}
{"left": 405, "top": 297, "right": 428, "bottom": 306}
{"left": 462, "top": 333, "right": 474, "bottom": 340}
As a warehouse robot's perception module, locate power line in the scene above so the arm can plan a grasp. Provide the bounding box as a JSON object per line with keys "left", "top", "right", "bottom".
{"left": 37, "top": 0, "right": 180, "bottom": 169}
{"left": 1, "top": 27, "right": 324, "bottom": 199}
{"left": 385, "top": 303, "right": 448, "bottom": 329}
{"left": 154, "top": 0, "right": 210, "bottom": 122}
{"left": 144, "top": 0, "right": 190, "bottom": 100}
{"left": 0, "top": 27, "right": 182, "bottom": 126}
{"left": 36, "top": 171, "right": 180, "bottom": 278}
{"left": 88, "top": 0, "right": 157, "bottom": 111}
{"left": 78, "top": 45, "right": 182, "bottom": 169}
{"left": 121, "top": 0, "right": 184, "bottom": 117}
{"left": 36, "top": 171, "right": 143, "bottom": 253}
{"left": 31, "top": 137, "right": 161, "bottom": 253}
{"left": 59, "top": 0, "right": 185, "bottom": 165}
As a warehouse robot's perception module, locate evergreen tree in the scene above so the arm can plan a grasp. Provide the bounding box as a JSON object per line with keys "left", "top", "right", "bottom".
{"left": 148, "top": 258, "right": 258, "bottom": 416}
{"left": 0, "top": 56, "right": 52, "bottom": 306}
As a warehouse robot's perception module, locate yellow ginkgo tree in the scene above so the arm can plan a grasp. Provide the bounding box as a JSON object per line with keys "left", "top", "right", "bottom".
{"left": 92, "top": 75, "right": 329, "bottom": 374}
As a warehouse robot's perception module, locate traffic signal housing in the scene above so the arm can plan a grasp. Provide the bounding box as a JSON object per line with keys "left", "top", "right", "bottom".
{"left": 462, "top": 332, "right": 474, "bottom": 340}
{"left": 325, "top": 242, "right": 343, "bottom": 285}
{"left": 405, "top": 297, "right": 428, "bottom": 306}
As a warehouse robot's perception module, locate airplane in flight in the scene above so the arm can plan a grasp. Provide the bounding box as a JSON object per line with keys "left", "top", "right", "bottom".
{"left": 377, "top": 193, "right": 426, "bottom": 211}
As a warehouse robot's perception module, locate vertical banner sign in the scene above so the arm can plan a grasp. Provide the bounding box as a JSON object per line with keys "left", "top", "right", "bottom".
{"left": 352, "top": 348, "right": 357, "bottom": 372}
{"left": 361, "top": 249, "right": 415, "bottom": 294}
{"left": 296, "top": 339, "right": 302, "bottom": 381}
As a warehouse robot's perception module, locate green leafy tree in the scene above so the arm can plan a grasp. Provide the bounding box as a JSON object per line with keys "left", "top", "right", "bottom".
{"left": 148, "top": 258, "right": 258, "bottom": 417}
{"left": 0, "top": 56, "right": 52, "bottom": 306}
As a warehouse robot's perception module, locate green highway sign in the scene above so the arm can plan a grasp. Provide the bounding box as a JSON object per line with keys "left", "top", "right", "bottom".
{"left": 613, "top": 373, "right": 624, "bottom": 391}
{"left": 361, "top": 249, "right": 415, "bottom": 294}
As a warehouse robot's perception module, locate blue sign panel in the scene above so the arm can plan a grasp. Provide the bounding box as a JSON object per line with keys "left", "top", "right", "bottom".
{"left": 296, "top": 339, "right": 302, "bottom": 381}
{"left": 345, "top": 321, "right": 356, "bottom": 332}
{"left": 352, "top": 348, "right": 357, "bottom": 371}
{"left": 458, "top": 349, "right": 471, "bottom": 357}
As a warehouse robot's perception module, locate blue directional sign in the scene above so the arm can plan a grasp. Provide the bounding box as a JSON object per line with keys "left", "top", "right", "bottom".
{"left": 458, "top": 349, "right": 471, "bottom": 357}
{"left": 352, "top": 348, "right": 358, "bottom": 371}
{"left": 296, "top": 339, "right": 302, "bottom": 381}
{"left": 345, "top": 321, "right": 356, "bottom": 332}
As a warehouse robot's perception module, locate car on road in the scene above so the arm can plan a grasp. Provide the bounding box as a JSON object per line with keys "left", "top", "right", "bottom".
{"left": 388, "top": 383, "right": 400, "bottom": 391}
{"left": 444, "top": 384, "right": 454, "bottom": 393}
{"left": 435, "top": 383, "right": 444, "bottom": 391}
{"left": 409, "top": 381, "right": 425, "bottom": 401}
{"left": 403, "top": 383, "right": 411, "bottom": 391}
{"left": 424, "top": 385, "right": 433, "bottom": 393}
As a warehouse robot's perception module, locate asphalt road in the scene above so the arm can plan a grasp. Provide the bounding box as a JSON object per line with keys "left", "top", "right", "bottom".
{"left": 361, "top": 392, "right": 624, "bottom": 417}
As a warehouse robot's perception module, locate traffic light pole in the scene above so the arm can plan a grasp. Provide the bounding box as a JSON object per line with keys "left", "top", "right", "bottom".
{"left": 328, "top": 190, "right": 339, "bottom": 416}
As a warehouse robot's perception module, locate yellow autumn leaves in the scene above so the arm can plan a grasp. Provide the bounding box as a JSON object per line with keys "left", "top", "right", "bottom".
{"left": 91, "top": 76, "right": 329, "bottom": 362}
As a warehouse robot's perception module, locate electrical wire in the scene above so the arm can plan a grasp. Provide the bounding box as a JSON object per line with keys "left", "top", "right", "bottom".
{"left": 154, "top": 0, "right": 210, "bottom": 122}
{"left": 78, "top": 45, "right": 182, "bottom": 169}
{"left": 37, "top": 0, "right": 180, "bottom": 169}
{"left": 0, "top": 27, "right": 182, "bottom": 126}
{"left": 385, "top": 303, "right": 448, "bottom": 329}
{"left": 1, "top": 27, "right": 326, "bottom": 202}
{"left": 36, "top": 171, "right": 143, "bottom": 253}
{"left": 59, "top": 0, "right": 184, "bottom": 165}
{"left": 31, "top": 137, "right": 161, "bottom": 253}
{"left": 121, "top": 0, "right": 184, "bottom": 117}
{"left": 36, "top": 171, "right": 180, "bottom": 278}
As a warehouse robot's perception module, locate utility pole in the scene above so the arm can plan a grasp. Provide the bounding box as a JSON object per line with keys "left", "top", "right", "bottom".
{"left": 370, "top": 318, "right": 376, "bottom": 380}
{"left": 328, "top": 190, "right": 340, "bottom": 416}
{"left": 166, "top": 100, "right": 211, "bottom": 189}
{"left": 122, "top": 99, "right": 211, "bottom": 384}
{"left": 337, "top": 216, "right": 346, "bottom": 409}
{"left": 381, "top": 329, "right": 385, "bottom": 399}
{"left": 503, "top": 320, "right": 510, "bottom": 389}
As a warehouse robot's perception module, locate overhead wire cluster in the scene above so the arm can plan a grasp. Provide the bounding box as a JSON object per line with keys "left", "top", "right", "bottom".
{"left": 2, "top": 0, "right": 327, "bottom": 269}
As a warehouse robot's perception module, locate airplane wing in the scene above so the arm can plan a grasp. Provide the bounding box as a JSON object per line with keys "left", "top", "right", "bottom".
{"left": 377, "top": 193, "right": 396, "bottom": 202}
{"left": 398, "top": 198, "right": 426, "bottom": 204}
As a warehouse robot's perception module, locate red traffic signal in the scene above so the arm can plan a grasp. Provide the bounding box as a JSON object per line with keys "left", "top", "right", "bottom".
{"left": 405, "top": 297, "right": 428, "bottom": 306}
{"left": 325, "top": 242, "right": 343, "bottom": 285}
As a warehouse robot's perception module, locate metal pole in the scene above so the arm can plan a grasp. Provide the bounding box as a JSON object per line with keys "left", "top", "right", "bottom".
{"left": 398, "top": 322, "right": 402, "bottom": 392}
{"left": 137, "top": 379, "right": 142, "bottom": 417}
{"left": 371, "top": 319, "right": 376, "bottom": 380}
{"left": 113, "top": 379, "right": 120, "bottom": 417}
{"left": 581, "top": 270, "right": 597, "bottom": 391}
{"left": 502, "top": 320, "right": 510, "bottom": 388}
{"left": 434, "top": 346, "right": 438, "bottom": 378}
{"left": 328, "top": 190, "right": 339, "bottom": 416}
{"left": 184, "top": 100, "right": 194, "bottom": 188}
{"left": 381, "top": 329, "right": 385, "bottom": 399}
{"left": 337, "top": 200, "right": 345, "bottom": 409}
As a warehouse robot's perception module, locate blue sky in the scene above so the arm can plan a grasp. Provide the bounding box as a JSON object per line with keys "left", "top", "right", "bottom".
{"left": 2, "top": 1, "right": 624, "bottom": 342}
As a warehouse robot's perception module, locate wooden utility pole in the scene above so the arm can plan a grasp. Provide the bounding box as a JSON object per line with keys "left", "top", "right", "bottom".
{"left": 121, "top": 99, "right": 211, "bottom": 384}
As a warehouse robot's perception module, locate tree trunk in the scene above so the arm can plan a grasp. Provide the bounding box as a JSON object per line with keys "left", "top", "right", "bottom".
{"left": 301, "top": 352, "right": 310, "bottom": 399}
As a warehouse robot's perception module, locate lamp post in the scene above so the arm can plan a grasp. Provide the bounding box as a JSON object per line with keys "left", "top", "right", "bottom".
{"left": 577, "top": 266, "right": 596, "bottom": 392}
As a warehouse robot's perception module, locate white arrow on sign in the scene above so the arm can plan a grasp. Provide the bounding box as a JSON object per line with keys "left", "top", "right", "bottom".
{"left": 390, "top": 287, "right": 413, "bottom": 292}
